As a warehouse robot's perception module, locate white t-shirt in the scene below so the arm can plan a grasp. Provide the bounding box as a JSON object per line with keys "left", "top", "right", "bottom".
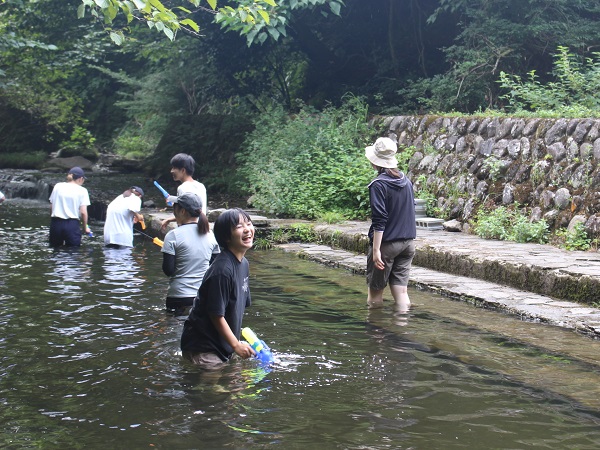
{"left": 177, "top": 180, "right": 207, "bottom": 215}
{"left": 49, "top": 182, "right": 91, "bottom": 219}
{"left": 103, "top": 194, "right": 142, "bottom": 247}
{"left": 161, "top": 224, "right": 219, "bottom": 298}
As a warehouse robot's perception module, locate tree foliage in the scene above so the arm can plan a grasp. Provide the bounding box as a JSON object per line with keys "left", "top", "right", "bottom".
{"left": 4, "top": 0, "right": 600, "bottom": 175}
{"left": 237, "top": 96, "right": 377, "bottom": 219}
{"left": 0, "top": 0, "right": 108, "bottom": 154}
{"left": 499, "top": 46, "right": 600, "bottom": 116}
{"left": 421, "top": 0, "right": 600, "bottom": 112}
{"left": 78, "top": 0, "right": 343, "bottom": 46}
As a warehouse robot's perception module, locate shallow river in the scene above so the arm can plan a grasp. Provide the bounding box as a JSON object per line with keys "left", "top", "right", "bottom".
{"left": 2, "top": 199, "right": 600, "bottom": 449}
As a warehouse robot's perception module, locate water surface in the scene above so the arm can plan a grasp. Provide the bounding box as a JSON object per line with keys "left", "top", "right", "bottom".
{"left": 1, "top": 200, "right": 600, "bottom": 449}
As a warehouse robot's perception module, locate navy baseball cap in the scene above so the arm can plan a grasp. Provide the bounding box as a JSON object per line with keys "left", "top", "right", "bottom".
{"left": 131, "top": 186, "right": 144, "bottom": 197}
{"left": 68, "top": 166, "right": 86, "bottom": 179}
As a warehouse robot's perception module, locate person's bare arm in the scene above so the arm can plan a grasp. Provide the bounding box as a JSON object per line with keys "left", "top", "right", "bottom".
{"left": 160, "top": 216, "right": 176, "bottom": 232}
{"left": 210, "top": 315, "right": 255, "bottom": 359}
{"left": 372, "top": 230, "right": 385, "bottom": 270}
{"left": 79, "top": 205, "right": 90, "bottom": 234}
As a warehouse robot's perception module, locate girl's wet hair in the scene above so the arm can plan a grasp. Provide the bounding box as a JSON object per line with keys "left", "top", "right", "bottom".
{"left": 213, "top": 208, "right": 252, "bottom": 248}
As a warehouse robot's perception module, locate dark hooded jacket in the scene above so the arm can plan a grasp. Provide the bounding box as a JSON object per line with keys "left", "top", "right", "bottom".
{"left": 367, "top": 171, "right": 416, "bottom": 243}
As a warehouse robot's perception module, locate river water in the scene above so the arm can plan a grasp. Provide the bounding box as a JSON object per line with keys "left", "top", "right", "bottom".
{"left": 2, "top": 199, "right": 600, "bottom": 449}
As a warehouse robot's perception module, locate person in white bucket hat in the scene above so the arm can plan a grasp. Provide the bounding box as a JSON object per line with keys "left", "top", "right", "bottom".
{"left": 365, "top": 137, "right": 416, "bottom": 313}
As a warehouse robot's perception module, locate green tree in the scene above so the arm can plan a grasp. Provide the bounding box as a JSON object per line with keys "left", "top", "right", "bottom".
{"left": 78, "top": 0, "right": 343, "bottom": 46}
{"left": 422, "top": 0, "right": 600, "bottom": 112}
{"left": 499, "top": 46, "right": 600, "bottom": 116}
{"left": 0, "top": 0, "right": 108, "bottom": 155}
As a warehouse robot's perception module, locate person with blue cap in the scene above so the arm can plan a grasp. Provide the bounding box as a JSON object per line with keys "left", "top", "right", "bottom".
{"left": 49, "top": 166, "right": 91, "bottom": 247}
{"left": 103, "top": 186, "right": 145, "bottom": 248}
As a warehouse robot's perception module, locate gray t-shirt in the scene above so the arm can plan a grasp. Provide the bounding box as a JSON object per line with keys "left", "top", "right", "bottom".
{"left": 161, "top": 223, "right": 220, "bottom": 298}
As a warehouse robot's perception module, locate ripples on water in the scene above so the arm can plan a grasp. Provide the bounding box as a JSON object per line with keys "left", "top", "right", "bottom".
{"left": 2, "top": 200, "right": 600, "bottom": 448}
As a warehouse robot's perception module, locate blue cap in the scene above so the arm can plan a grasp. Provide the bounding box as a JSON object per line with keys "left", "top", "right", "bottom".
{"left": 131, "top": 186, "right": 144, "bottom": 197}
{"left": 68, "top": 166, "right": 86, "bottom": 179}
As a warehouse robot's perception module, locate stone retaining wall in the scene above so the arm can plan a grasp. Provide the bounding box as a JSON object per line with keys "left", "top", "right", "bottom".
{"left": 378, "top": 116, "right": 600, "bottom": 235}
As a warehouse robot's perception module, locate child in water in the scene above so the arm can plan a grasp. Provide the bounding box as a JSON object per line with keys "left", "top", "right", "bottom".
{"left": 180, "top": 208, "right": 256, "bottom": 368}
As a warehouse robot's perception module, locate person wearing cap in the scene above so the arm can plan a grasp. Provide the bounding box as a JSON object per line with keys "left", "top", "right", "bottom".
{"left": 162, "top": 192, "right": 219, "bottom": 316}
{"left": 48, "top": 166, "right": 91, "bottom": 247}
{"left": 365, "top": 137, "right": 417, "bottom": 312}
{"left": 103, "top": 186, "right": 145, "bottom": 248}
{"left": 160, "top": 153, "right": 207, "bottom": 232}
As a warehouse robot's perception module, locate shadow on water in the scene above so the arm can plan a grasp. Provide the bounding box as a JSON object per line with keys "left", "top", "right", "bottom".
{"left": 2, "top": 200, "right": 600, "bottom": 448}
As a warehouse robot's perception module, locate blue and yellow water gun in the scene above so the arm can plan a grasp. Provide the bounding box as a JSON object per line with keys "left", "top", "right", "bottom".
{"left": 153, "top": 180, "right": 173, "bottom": 206}
{"left": 242, "top": 327, "right": 274, "bottom": 365}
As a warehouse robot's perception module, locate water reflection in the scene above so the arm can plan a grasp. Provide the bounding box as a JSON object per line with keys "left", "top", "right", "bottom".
{"left": 100, "top": 246, "right": 145, "bottom": 299}
{"left": 46, "top": 248, "right": 94, "bottom": 296}
{"left": 3, "top": 202, "right": 600, "bottom": 448}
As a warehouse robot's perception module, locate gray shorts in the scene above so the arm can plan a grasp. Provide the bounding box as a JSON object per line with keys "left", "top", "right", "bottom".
{"left": 182, "top": 351, "right": 226, "bottom": 370}
{"left": 366, "top": 239, "right": 416, "bottom": 290}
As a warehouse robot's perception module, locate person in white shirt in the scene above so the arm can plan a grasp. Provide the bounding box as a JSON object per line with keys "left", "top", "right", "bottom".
{"left": 0, "top": 190, "right": 5, "bottom": 203}
{"left": 161, "top": 193, "right": 219, "bottom": 315}
{"left": 49, "top": 166, "right": 91, "bottom": 247}
{"left": 103, "top": 186, "right": 145, "bottom": 248}
{"left": 160, "top": 153, "right": 207, "bottom": 231}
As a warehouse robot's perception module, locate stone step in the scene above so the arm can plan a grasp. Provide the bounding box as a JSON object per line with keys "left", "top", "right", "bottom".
{"left": 416, "top": 217, "right": 445, "bottom": 230}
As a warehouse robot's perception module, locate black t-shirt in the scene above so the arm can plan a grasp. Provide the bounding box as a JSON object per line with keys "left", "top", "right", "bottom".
{"left": 180, "top": 249, "right": 251, "bottom": 361}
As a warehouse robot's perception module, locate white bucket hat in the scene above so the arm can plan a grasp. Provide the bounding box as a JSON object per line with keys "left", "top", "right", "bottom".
{"left": 365, "top": 137, "right": 398, "bottom": 168}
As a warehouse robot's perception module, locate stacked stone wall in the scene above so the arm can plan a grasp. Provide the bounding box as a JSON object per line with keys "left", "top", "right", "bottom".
{"left": 378, "top": 115, "right": 600, "bottom": 235}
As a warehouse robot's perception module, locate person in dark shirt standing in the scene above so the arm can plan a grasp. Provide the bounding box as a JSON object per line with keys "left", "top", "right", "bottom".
{"left": 365, "top": 137, "right": 417, "bottom": 312}
{"left": 180, "top": 208, "right": 256, "bottom": 368}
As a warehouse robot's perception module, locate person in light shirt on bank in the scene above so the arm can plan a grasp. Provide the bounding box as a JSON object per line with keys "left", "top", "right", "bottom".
{"left": 48, "top": 166, "right": 91, "bottom": 247}
{"left": 103, "top": 186, "right": 145, "bottom": 248}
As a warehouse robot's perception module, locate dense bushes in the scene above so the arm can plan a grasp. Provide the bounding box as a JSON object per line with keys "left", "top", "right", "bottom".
{"left": 237, "top": 97, "right": 379, "bottom": 219}
{"left": 474, "top": 206, "right": 549, "bottom": 244}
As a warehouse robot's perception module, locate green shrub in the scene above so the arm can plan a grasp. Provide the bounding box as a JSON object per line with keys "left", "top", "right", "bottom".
{"left": 474, "top": 206, "right": 548, "bottom": 244}
{"left": 498, "top": 46, "right": 600, "bottom": 117}
{"left": 59, "top": 125, "right": 98, "bottom": 161}
{"left": 113, "top": 133, "right": 154, "bottom": 159}
{"left": 508, "top": 215, "right": 549, "bottom": 244}
{"left": 482, "top": 156, "right": 503, "bottom": 181}
{"left": 414, "top": 175, "right": 441, "bottom": 218}
{"left": 317, "top": 211, "right": 346, "bottom": 224}
{"left": 474, "top": 206, "right": 512, "bottom": 240}
{"left": 238, "top": 96, "right": 377, "bottom": 219}
{"left": 556, "top": 222, "right": 591, "bottom": 251}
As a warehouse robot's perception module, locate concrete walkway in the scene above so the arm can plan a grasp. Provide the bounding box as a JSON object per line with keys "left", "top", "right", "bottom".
{"left": 145, "top": 211, "right": 600, "bottom": 339}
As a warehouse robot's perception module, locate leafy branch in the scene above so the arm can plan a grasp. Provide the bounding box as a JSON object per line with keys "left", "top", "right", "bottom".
{"left": 77, "top": 0, "right": 343, "bottom": 46}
